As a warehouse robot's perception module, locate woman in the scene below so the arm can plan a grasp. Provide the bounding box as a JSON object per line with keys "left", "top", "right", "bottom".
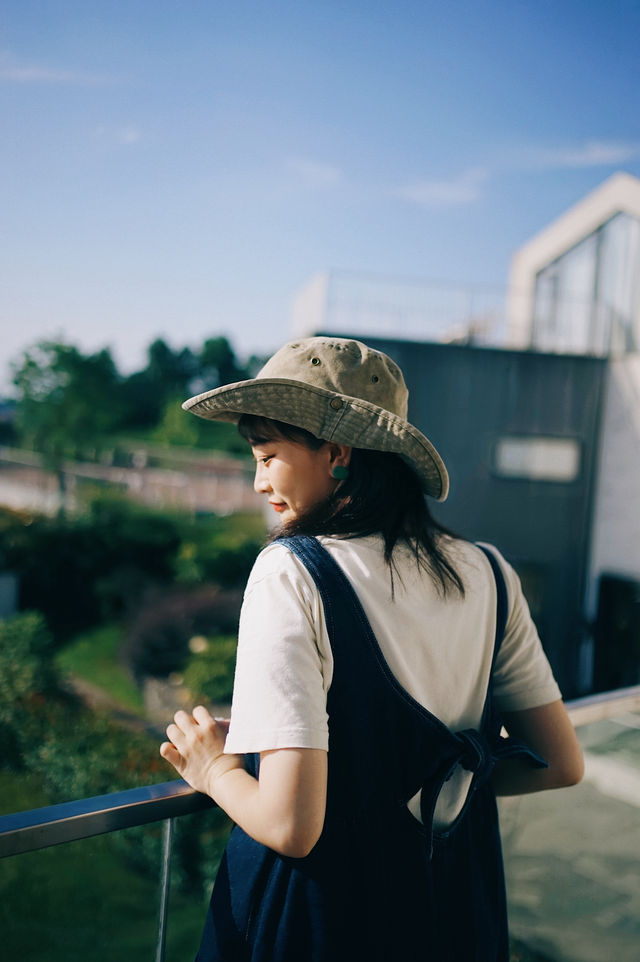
{"left": 161, "top": 336, "right": 583, "bottom": 961}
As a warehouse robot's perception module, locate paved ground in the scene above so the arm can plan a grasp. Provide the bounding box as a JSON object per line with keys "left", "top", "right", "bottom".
{"left": 499, "top": 712, "right": 640, "bottom": 962}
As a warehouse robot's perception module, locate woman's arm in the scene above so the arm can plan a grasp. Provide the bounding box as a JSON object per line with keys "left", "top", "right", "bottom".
{"left": 161, "top": 706, "right": 328, "bottom": 858}
{"left": 491, "top": 699, "right": 584, "bottom": 796}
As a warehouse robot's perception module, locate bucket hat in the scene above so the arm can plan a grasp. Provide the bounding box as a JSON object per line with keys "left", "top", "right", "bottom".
{"left": 182, "top": 336, "right": 449, "bottom": 500}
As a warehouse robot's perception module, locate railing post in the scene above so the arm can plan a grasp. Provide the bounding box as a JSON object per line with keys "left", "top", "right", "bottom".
{"left": 155, "top": 817, "right": 174, "bottom": 962}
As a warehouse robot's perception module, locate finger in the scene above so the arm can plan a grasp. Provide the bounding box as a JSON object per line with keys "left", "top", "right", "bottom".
{"left": 174, "top": 709, "right": 194, "bottom": 731}
{"left": 214, "top": 718, "right": 231, "bottom": 735}
{"left": 159, "top": 742, "right": 184, "bottom": 771}
{"left": 193, "top": 705, "right": 215, "bottom": 728}
{"left": 166, "top": 723, "right": 187, "bottom": 752}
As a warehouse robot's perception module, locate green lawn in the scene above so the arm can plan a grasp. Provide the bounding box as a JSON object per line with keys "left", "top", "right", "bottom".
{"left": 0, "top": 770, "right": 209, "bottom": 962}
{"left": 55, "top": 623, "right": 145, "bottom": 714}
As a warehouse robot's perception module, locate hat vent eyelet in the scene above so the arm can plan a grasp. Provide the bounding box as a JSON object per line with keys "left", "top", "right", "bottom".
{"left": 311, "top": 357, "right": 321, "bottom": 365}
{"left": 371, "top": 375, "right": 379, "bottom": 383}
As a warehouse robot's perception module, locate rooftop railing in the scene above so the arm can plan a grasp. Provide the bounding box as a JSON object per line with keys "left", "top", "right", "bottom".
{"left": 2, "top": 684, "right": 640, "bottom": 961}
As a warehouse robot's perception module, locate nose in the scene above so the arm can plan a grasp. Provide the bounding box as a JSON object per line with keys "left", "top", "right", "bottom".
{"left": 254, "top": 461, "right": 271, "bottom": 494}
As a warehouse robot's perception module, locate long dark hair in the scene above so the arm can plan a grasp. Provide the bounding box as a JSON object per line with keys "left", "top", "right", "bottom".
{"left": 239, "top": 414, "right": 464, "bottom": 597}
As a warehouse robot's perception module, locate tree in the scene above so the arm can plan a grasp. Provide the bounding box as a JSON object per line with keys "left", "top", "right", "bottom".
{"left": 11, "top": 340, "right": 125, "bottom": 489}
{"left": 120, "top": 338, "right": 199, "bottom": 429}
{"left": 197, "top": 336, "right": 249, "bottom": 391}
{"left": 142, "top": 336, "right": 252, "bottom": 449}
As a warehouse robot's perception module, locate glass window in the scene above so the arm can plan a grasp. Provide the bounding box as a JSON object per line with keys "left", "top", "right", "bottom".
{"left": 596, "top": 212, "right": 640, "bottom": 353}
{"left": 493, "top": 436, "right": 581, "bottom": 482}
{"left": 533, "top": 234, "right": 597, "bottom": 353}
{"left": 532, "top": 211, "right": 640, "bottom": 355}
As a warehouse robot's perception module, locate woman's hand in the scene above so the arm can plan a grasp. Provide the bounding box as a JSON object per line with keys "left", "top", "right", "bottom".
{"left": 160, "top": 706, "right": 244, "bottom": 797}
{"left": 161, "top": 707, "right": 327, "bottom": 857}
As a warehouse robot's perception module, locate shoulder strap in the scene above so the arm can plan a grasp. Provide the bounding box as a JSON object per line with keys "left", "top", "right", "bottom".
{"left": 476, "top": 544, "right": 508, "bottom": 669}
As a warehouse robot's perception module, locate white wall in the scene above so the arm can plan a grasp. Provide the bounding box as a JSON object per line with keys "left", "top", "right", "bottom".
{"left": 290, "top": 272, "right": 329, "bottom": 338}
{"left": 588, "top": 354, "right": 640, "bottom": 616}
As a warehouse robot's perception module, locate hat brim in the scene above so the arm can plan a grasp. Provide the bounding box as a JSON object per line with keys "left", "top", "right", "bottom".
{"left": 183, "top": 377, "right": 449, "bottom": 501}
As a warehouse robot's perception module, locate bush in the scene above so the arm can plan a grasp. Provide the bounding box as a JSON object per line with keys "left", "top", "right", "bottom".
{"left": 0, "top": 500, "right": 182, "bottom": 641}
{"left": 0, "top": 611, "right": 62, "bottom": 767}
{"left": 172, "top": 511, "right": 264, "bottom": 589}
{"left": 17, "top": 692, "right": 230, "bottom": 894}
{"left": 123, "top": 586, "right": 242, "bottom": 681}
{"left": 0, "top": 611, "right": 59, "bottom": 715}
{"left": 0, "top": 499, "right": 262, "bottom": 643}
{"left": 182, "top": 635, "right": 238, "bottom": 705}
{"left": 0, "top": 610, "right": 230, "bottom": 896}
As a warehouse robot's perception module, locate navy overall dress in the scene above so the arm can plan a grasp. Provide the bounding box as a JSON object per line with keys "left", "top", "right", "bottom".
{"left": 196, "top": 536, "right": 546, "bottom": 962}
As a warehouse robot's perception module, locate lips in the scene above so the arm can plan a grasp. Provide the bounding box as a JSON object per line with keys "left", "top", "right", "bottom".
{"left": 269, "top": 502, "right": 287, "bottom": 513}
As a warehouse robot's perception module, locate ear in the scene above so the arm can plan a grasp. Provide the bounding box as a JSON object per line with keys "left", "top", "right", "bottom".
{"left": 327, "top": 443, "right": 352, "bottom": 469}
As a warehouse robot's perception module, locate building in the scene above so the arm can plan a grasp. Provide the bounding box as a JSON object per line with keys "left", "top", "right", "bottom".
{"left": 505, "top": 172, "right": 640, "bottom": 694}
{"left": 294, "top": 172, "right": 640, "bottom": 697}
{"left": 506, "top": 171, "right": 640, "bottom": 356}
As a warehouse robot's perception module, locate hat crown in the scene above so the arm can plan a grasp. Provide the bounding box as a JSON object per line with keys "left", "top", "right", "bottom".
{"left": 257, "top": 337, "right": 409, "bottom": 419}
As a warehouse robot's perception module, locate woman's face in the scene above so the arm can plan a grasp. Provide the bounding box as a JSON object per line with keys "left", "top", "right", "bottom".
{"left": 251, "top": 437, "right": 342, "bottom": 523}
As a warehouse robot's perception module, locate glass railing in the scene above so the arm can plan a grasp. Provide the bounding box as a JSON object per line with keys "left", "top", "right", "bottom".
{"left": 2, "top": 686, "right": 639, "bottom": 962}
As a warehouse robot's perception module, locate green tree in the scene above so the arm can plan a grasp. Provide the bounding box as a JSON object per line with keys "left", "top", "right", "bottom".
{"left": 152, "top": 394, "right": 249, "bottom": 452}
{"left": 148, "top": 336, "right": 252, "bottom": 450}
{"left": 152, "top": 395, "right": 200, "bottom": 447}
{"left": 121, "top": 338, "right": 198, "bottom": 429}
{"left": 197, "top": 336, "right": 249, "bottom": 390}
{"left": 11, "top": 340, "right": 124, "bottom": 472}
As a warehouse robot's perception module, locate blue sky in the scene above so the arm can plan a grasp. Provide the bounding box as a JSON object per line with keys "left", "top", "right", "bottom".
{"left": 3, "top": 0, "right": 640, "bottom": 389}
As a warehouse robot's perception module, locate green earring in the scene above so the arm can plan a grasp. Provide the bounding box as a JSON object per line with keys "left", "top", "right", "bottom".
{"left": 331, "top": 465, "right": 349, "bottom": 481}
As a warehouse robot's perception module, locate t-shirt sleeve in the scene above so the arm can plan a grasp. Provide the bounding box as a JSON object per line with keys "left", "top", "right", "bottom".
{"left": 224, "top": 544, "right": 330, "bottom": 754}
{"left": 489, "top": 548, "right": 562, "bottom": 712}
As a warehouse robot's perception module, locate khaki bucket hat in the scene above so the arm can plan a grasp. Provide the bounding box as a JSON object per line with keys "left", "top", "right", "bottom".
{"left": 182, "top": 336, "right": 449, "bottom": 500}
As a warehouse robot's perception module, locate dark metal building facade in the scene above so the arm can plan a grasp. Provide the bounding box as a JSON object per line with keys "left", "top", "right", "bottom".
{"left": 337, "top": 335, "right": 607, "bottom": 699}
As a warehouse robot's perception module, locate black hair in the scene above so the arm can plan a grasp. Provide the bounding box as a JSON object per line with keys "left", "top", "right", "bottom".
{"left": 238, "top": 414, "right": 464, "bottom": 597}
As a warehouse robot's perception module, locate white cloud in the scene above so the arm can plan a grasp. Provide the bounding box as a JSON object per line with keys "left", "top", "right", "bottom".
{"left": 93, "top": 125, "right": 142, "bottom": 146}
{"left": 287, "top": 157, "right": 343, "bottom": 188}
{"left": 115, "top": 126, "right": 142, "bottom": 145}
{"left": 394, "top": 167, "right": 488, "bottom": 208}
{"left": 0, "top": 50, "right": 112, "bottom": 85}
{"left": 393, "top": 140, "right": 639, "bottom": 213}
{"left": 518, "top": 140, "right": 640, "bottom": 170}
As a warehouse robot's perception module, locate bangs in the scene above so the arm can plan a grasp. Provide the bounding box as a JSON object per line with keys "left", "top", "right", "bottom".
{"left": 237, "top": 414, "right": 324, "bottom": 449}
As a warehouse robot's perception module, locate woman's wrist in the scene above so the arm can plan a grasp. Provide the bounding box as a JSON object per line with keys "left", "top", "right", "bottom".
{"left": 205, "top": 752, "right": 246, "bottom": 800}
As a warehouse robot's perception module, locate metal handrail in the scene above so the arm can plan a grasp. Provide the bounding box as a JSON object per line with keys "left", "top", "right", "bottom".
{"left": 1, "top": 686, "right": 639, "bottom": 962}
{"left": 2, "top": 685, "right": 639, "bottom": 860}
{"left": 0, "top": 778, "right": 213, "bottom": 859}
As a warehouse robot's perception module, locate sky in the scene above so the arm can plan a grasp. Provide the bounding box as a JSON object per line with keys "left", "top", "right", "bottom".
{"left": 3, "top": 0, "right": 640, "bottom": 392}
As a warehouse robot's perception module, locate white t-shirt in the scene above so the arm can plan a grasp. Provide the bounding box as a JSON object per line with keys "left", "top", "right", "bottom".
{"left": 225, "top": 535, "right": 561, "bottom": 827}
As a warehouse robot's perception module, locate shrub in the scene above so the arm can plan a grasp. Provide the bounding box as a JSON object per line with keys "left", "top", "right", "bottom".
{"left": 182, "top": 635, "right": 238, "bottom": 705}
{"left": 0, "top": 499, "right": 182, "bottom": 641}
{"left": 0, "top": 610, "right": 230, "bottom": 896}
{"left": 0, "top": 500, "right": 262, "bottom": 644}
{"left": 0, "top": 611, "right": 62, "bottom": 767}
{"left": 123, "top": 586, "right": 242, "bottom": 681}
{"left": 172, "top": 512, "right": 264, "bottom": 589}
